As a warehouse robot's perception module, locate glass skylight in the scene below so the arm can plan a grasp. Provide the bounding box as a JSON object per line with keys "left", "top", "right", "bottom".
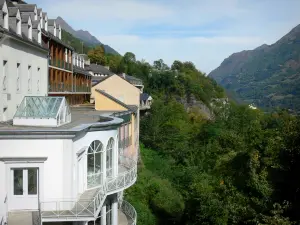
{"left": 13, "top": 96, "right": 71, "bottom": 127}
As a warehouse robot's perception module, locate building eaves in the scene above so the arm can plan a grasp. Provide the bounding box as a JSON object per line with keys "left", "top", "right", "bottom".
{"left": 96, "top": 89, "right": 132, "bottom": 111}
{"left": 46, "top": 30, "right": 74, "bottom": 51}
{"left": 0, "top": 26, "right": 48, "bottom": 52}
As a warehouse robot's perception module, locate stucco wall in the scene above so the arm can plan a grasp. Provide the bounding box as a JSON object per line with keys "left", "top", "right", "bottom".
{"left": 94, "top": 91, "right": 127, "bottom": 112}
{"left": 0, "top": 37, "right": 48, "bottom": 122}
{"left": 91, "top": 75, "right": 140, "bottom": 106}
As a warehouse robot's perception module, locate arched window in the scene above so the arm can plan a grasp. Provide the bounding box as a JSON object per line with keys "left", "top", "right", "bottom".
{"left": 87, "top": 140, "right": 103, "bottom": 189}
{"left": 106, "top": 138, "right": 114, "bottom": 178}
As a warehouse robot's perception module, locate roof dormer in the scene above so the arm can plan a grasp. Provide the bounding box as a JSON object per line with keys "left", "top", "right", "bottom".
{"left": 21, "top": 14, "right": 32, "bottom": 40}
{"left": 57, "top": 24, "right": 61, "bottom": 39}
{"left": 38, "top": 8, "right": 43, "bottom": 28}
{"left": 48, "top": 19, "right": 56, "bottom": 36}
{"left": 32, "top": 19, "right": 41, "bottom": 44}
{"left": 1, "top": 0, "right": 9, "bottom": 29}
{"left": 16, "top": 9, "right": 21, "bottom": 35}
{"left": 43, "top": 12, "right": 48, "bottom": 31}
{"left": 28, "top": 15, "right": 32, "bottom": 40}
{"left": 8, "top": 6, "right": 21, "bottom": 35}
{"left": 33, "top": 6, "right": 37, "bottom": 20}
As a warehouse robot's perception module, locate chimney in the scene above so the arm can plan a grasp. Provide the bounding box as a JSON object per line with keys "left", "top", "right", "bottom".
{"left": 122, "top": 73, "right": 126, "bottom": 79}
{"left": 104, "top": 66, "right": 110, "bottom": 70}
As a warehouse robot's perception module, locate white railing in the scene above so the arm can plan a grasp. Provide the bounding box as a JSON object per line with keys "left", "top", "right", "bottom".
{"left": 40, "top": 155, "right": 137, "bottom": 220}
{"left": 120, "top": 201, "right": 137, "bottom": 225}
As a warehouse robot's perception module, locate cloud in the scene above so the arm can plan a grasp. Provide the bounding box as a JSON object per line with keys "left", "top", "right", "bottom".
{"left": 33, "top": 0, "right": 300, "bottom": 73}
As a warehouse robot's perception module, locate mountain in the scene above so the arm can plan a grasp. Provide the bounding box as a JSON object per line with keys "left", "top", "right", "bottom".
{"left": 56, "top": 17, "right": 119, "bottom": 55}
{"left": 209, "top": 24, "right": 300, "bottom": 113}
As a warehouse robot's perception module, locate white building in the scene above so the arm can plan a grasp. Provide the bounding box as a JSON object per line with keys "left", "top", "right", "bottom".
{"left": 0, "top": 96, "right": 138, "bottom": 225}
{"left": 0, "top": 0, "right": 48, "bottom": 122}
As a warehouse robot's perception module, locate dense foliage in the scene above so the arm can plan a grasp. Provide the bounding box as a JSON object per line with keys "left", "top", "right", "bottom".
{"left": 113, "top": 53, "right": 300, "bottom": 224}
{"left": 209, "top": 24, "right": 300, "bottom": 114}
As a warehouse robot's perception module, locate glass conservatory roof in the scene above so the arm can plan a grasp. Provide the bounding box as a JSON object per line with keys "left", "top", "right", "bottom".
{"left": 13, "top": 96, "right": 71, "bottom": 127}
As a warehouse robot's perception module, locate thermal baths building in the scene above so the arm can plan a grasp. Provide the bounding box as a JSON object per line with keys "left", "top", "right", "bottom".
{"left": 0, "top": 96, "right": 138, "bottom": 225}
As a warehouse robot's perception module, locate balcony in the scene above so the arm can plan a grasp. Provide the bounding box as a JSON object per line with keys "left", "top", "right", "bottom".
{"left": 49, "top": 58, "right": 72, "bottom": 71}
{"left": 74, "top": 86, "right": 91, "bottom": 93}
{"left": 119, "top": 201, "right": 137, "bottom": 225}
{"left": 48, "top": 83, "right": 72, "bottom": 93}
{"left": 40, "top": 155, "right": 137, "bottom": 222}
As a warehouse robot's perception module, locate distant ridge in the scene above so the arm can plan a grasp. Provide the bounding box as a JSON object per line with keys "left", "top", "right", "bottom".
{"left": 56, "top": 16, "right": 119, "bottom": 55}
{"left": 209, "top": 24, "right": 300, "bottom": 113}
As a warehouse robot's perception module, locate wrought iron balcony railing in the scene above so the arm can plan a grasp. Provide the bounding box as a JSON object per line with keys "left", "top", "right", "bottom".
{"left": 40, "top": 155, "right": 137, "bottom": 221}
{"left": 120, "top": 201, "right": 137, "bottom": 225}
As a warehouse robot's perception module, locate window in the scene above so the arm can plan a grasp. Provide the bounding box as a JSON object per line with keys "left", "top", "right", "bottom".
{"left": 28, "top": 66, "right": 32, "bottom": 92}
{"left": 16, "top": 63, "right": 20, "bottom": 92}
{"left": 37, "top": 67, "right": 40, "bottom": 92}
{"left": 106, "top": 138, "right": 114, "bottom": 178}
{"left": 2, "top": 60, "right": 8, "bottom": 92}
{"left": 87, "top": 140, "right": 104, "bottom": 189}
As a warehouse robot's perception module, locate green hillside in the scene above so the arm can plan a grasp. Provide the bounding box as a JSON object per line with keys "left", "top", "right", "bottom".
{"left": 209, "top": 24, "right": 300, "bottom": 114}
{"left": 61, "top": 30, "right": 92, "bottom": 54}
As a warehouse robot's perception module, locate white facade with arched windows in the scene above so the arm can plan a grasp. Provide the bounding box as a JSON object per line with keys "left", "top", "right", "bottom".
{"left": 0, "top": 103, "right": 138, "bottom": 225}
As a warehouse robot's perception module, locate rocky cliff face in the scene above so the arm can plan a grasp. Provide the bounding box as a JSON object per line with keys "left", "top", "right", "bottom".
{"left": 176, "top": 94, "right": 215, "bottom": 120}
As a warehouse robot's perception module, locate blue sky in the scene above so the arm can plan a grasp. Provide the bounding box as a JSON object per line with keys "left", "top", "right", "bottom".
{"left": 33, "top": 0, "right": 300, "bottom": 73}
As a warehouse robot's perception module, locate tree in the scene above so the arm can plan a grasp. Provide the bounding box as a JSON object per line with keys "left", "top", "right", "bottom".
{"left": 171, "top": 60, "right": 183, "bottom": 71}
{"left": 87, "top": 45, "right": 106, "bottom": 65}
{"left": 123, "top": 52, "right": 136, "bottom": 64}
{"left": 153, "top": 59, "right": 169, "bottom": 71}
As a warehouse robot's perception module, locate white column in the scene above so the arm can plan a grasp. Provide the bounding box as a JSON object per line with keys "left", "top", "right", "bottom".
{"left": 102, "top": 148, "right": 106, "bottom": 184}
{"left": 101, "top": 204, "right": 106, "bottom": 225}
{"left": 111, "top": 194, "right": 118, "bottom": 225}
{"left": 113, "top": 137, "right": 118, "bottom": 177}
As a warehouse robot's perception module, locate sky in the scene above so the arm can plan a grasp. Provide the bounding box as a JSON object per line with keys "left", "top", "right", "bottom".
{"left": 33, "top": 0, "right": 300, "bottom": 73}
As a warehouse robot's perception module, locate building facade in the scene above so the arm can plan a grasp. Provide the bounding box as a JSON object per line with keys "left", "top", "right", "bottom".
{"left": 0, "top": 0, "right": 48, "bottom": 122}
{"left": 0, "top": 97, "right": 138, "bottom": 225}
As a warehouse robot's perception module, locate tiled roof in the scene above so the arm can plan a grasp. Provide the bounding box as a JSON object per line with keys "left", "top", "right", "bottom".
{"left": 0, "top": 0, "right": 6, "bottom": 8}
{"left": 73, "top": 66, "right": 91, "bottom": 76}
{"left": 8, "top": 7, "right": 19, "bottom": 16}
{"left": 32, "top": 19, "right": 39, "bottom": 29}
{"left": 86, "top": 64, "right": 115, "bottom": 76}
{"left": 16, "top": 4, "right": 36, "bottom": 12}
{"left": 140, "top": 93, "right": 150, "bottom": 101}
{"left": 48, "top": 19, "right": 55, "bottom": 26}
{"left": 21, "top": 14, "right": 30, "bottom": 24}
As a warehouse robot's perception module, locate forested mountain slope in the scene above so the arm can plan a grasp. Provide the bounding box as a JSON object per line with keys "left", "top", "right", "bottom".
{"left": 57, "top": 16, "right": 119, "bottom": 55}
{"left": 209, "top": 24, "right": 300, "bottom": 113}
{"left": 110, "top": 53, "right": 300, "bottom": 225}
